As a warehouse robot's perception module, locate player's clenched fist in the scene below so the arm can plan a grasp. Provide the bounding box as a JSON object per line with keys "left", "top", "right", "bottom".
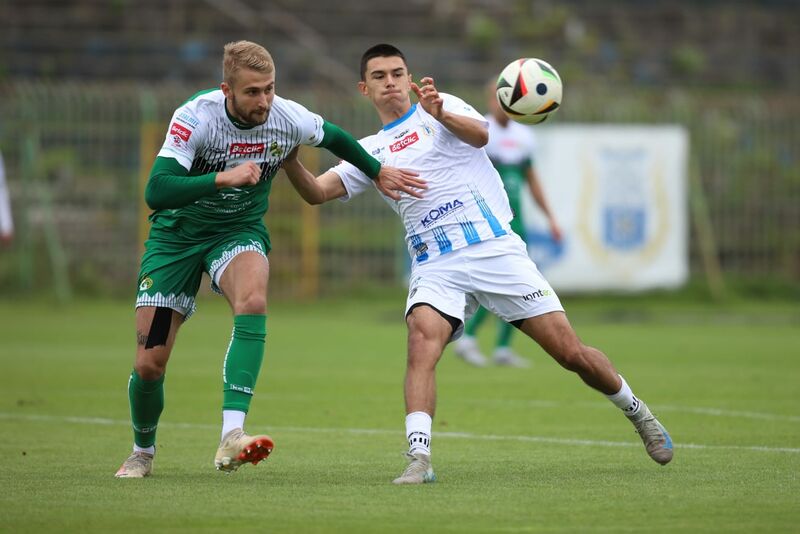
{"left": 215, "top": 161, "right": 261, "bottom": 188}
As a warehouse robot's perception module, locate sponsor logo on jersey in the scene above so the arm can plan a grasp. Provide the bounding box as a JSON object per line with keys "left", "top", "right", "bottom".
{"left": 176, "top": 111, "right": 200, "bottom": 128}
{"left": 421, "top": 199, "right": 464, "bottom": 228}
{"left": 390, "top": 131, "right": 419, "bottom": 153}
{"left": 521, "top": 289, "right": 552, "bottom": 301}
{"left": 170, "top": 122, "right": 192, "bottom": 142}
{"left": 393, "top": 129, "right": 410, "bottom": 139}
{"left": 230, "top": 142, "right": 267, "bottom": 155}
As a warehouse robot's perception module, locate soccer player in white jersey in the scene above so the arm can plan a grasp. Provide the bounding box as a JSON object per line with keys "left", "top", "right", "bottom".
{"left": 0, "top": 151, "right": 13, "bottom": 245}
{"left": 114, "top": 41, "right": 424, "bottom": 478}
{"left": 282, "top": 44, "right": 673, "bottom": 484}
{"left": 454, "top": 80, "right": 562, "bottom": 368}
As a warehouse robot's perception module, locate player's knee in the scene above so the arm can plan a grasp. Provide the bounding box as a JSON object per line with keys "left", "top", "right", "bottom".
{"left": 553, "top": 342, "right": 588, "bottom": 372}
{"left": 235, "top": 293, "right": 267, "bottom": 315}
{"left": 135, "top": 358, "right": 167, "bottom": 381}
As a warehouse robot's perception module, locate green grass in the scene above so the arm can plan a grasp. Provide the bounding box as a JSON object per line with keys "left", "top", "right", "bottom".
{"left": 1, "top": 294, "right": 798, "bottom": 533}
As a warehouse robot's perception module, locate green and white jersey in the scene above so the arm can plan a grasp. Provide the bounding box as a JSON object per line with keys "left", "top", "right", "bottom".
{"left": 153, "top": 89, "right": 325, "bottom": 240}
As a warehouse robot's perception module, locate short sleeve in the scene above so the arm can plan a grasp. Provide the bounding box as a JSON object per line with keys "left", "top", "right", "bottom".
{"left": 281, "top": 99, "right": 326, "bottom": 147}
{"left": 329, "top": 160, "right": 374, "bottom": 202}
{"left": 440, "top": 93, "right": 489, "bottom": 127}
{"left": 157, "top": 106, "right": 205, "bottom": 171}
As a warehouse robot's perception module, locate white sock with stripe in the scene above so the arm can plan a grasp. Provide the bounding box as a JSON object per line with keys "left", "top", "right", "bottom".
{"left": 405, "top": 411, "right": 432, "bottom": 456}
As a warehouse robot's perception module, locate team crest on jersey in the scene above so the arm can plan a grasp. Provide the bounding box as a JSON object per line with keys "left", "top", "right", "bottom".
{"left": 269, "top": 141, "right": 283, "bottom": 157}
{"left": 390, "top": 131, "right": 419, "bottom": 153}
{"left": 420, "top": 121, "right": 435, "bottom": 137}
{"left": 230, "top": 142, "right": 266, "bottom": 156}
{"left": 139, "top": 277, "right": 153, "bottom": 291}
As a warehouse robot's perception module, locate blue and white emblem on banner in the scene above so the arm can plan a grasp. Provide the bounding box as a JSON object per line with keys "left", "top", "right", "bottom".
{"left": 603, "top": 206, "right": 645, "bottom": 250}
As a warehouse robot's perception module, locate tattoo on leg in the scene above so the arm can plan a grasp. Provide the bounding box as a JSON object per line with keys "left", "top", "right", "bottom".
{"left": 137, "top": 331, "right": 148, "bottom": 347}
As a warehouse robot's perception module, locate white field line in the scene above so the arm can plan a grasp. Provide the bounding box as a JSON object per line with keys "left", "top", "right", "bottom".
{"left": 468, "top": 399, "right": 800, "bottom": 423}
{"left": 1, "top": 412, "right": 798, "bottom": 454}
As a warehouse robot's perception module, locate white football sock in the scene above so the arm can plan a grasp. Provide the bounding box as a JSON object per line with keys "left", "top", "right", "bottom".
{"left": 133, "top": 444, "right": 155, "bottom": 455}
{"left": 605, "top": 375, "right": 643, "bottom": 417}
{"left": 222, "top": 409, "right": 246, "bottom": 439}
{"left": 405, "top": 411, "right": 432, "bottom": 456}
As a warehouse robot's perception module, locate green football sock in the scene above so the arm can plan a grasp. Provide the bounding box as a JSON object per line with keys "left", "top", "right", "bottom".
{"left": 496, "top": 319, "right": 515, "bottom": 348}
{"left": 128, "top": 370, "right": 164, "bottom": 448}
{"left": 464, "top": 306, "right": 490, "bottom": 336}
{"left": 222, "top": 314, "right": 267, "bottom": 413}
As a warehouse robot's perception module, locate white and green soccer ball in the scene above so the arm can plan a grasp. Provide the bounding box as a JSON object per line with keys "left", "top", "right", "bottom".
{"left": 495, "top": 58, "right": 562, "bottom": 124}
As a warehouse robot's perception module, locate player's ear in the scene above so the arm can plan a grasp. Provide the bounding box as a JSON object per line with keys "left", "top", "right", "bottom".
{"left": 220, "top": 81, "right": 232, "bottom": 98}
{"left": 357, "top": 80, "right": 368, "bottom": 96}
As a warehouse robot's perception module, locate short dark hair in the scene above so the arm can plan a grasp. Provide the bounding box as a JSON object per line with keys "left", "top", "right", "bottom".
{"left": 360, "top": 44, "right": 407, "bottom": 81}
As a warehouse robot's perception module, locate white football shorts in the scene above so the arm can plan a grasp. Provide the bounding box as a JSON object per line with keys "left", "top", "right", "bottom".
{"left": 405, "top": 232, "right": 564, "bottom": 341}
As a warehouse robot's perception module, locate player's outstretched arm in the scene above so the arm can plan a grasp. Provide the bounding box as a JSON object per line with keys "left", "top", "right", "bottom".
{"left": 411, "top": 77, "right": 488, "bottom": 148}
{"left": 317, "top": 121, "right": 425, "bottom": 200}
{"left": 282, "top": 148, "right": 346, "bottom": 205}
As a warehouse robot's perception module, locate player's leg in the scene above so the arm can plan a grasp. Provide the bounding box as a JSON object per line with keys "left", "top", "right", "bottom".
{"left": 116, "top": 306, "right": 185, "bottom": 478}
{"left": 517, "top": 313, "right": 673, "bottom": 465}
{"left": 212, "top": 246, "right": 273, "bottom": 472}
{"left": 492, "top": 319, "right": 529, "bottom": 367}
{"left": 453, "top": 305, "right": 489, "bottom": 366}
{"left": 393, "top": 303, "right": 452, "bottom": 484}
{"left": 492, "top": 219, "right": 530, "bottom": 367}
{"left": 116, "top": 238, "right": 201, "bottom": 478}
{"left": 475, "top": 234, "right": 672, "bottom": 465}
{"left": 393, "top": 265, "right": 466, "bottom": 484}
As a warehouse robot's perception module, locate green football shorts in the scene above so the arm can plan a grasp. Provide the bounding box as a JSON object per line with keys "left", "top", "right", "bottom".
{"left": 135, "top": 226, "right": 270, "bottom": 320}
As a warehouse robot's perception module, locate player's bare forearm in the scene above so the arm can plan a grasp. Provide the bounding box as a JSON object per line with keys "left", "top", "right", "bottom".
{"left": 283, "top": 158, "right": 326, "bottom": 205}
{"left": 411, "top": 76, "right": 487, "bottom": 148}
{"left": 436, "top": 112, "right": 488, "bottom": 148}
{"left": 527, "top": 167, "right": 562, "bottom": 241}
{"left": 283, "top": 157, "right": 346, "bottom": 205}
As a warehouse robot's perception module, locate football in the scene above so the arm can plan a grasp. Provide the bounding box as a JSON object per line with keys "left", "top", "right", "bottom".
{"left": 495, "top": 58, "right": 562, "bottom": 124}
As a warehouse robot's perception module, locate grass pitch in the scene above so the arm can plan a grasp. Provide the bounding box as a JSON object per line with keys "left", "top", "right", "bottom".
{"left": 0, "top": 293, "right": 798, "bottom": 533}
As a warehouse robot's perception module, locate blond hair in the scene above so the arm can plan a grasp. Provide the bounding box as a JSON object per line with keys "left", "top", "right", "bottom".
{"left": 222, "top": 41, "right": 275, "bottom": 85}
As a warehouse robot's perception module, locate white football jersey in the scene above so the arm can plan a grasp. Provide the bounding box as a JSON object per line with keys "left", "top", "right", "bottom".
{"left": 331, "top": 93, "right": 513, "bottom": 264}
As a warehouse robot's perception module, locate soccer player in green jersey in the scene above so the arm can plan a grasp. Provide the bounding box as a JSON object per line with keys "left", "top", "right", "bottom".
{"left": 454, "top": 81, "right": 562, "bottom": 367}
{"left": 115, "top": 40, "right": 424, "bottom": 478}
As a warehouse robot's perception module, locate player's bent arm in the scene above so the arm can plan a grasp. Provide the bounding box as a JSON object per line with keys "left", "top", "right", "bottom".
{"left": 145, "top": 156, "right": 217, "bottom": 210}
{"left": 283, "top": 157, "right": 346, "bottom": 205}
{"left": 436, "top": 113, "right": 488, "bottom": 148}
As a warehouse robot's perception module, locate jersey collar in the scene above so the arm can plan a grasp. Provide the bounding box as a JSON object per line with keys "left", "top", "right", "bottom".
{"left": 382, "top": 104, "right": 417, "bottom": 131}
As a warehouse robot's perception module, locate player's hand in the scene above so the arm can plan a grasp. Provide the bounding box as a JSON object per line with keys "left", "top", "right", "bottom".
{"left": 410, "top": 77, "right": 444, "bottom": 119}
{"left": 549, "top": 219, "right": 563, "bottom": 242}
{"left": 375, "top": 166, "right": 426, "bottom": 201}
{"left": 216, "top": 161, "right": 261, "bottom": 188}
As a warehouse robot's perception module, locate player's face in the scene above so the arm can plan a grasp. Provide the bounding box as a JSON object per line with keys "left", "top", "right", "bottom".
{"left": 222, "top": 68, "right": 276, "bottom": 126}
{"left": 359, "top": 56, "right": 411, "bottom": 110}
